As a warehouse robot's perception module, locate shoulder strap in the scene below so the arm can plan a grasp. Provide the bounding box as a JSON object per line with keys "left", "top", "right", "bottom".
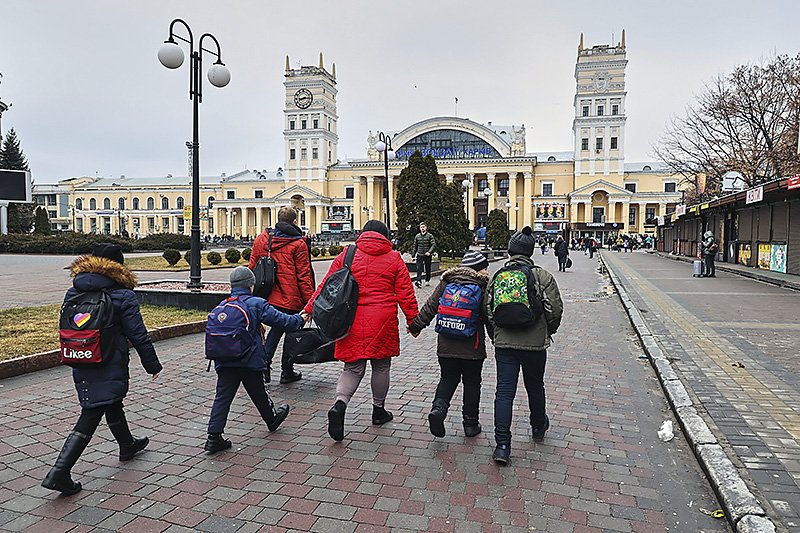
{"left": 267, "top": 233, "right": 273, "bottom": 258}
{"left": 343, "top": 245, "right": 357, "bottom": 269}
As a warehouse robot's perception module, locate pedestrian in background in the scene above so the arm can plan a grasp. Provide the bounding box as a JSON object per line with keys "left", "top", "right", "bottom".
{"left": 700, "top": 230, "right": 718, "bottom": 277}
{"left": 306, "top": 220, "right": 419, "bottom": 442}
{"left": 42, "top": 244, "right": 162, "bottom": 495}
{"left": 412, "top": 222, "right": 436, "bottom": 288}
{"left": 554, "top": 235, "right": 569, "bottom": 272}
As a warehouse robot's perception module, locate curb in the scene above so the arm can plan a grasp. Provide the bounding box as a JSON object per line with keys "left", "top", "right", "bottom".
{"left": 655, "top": 251, "right": 800, "bottom": 292}
{"left": 599, "top": 253, "right": 777, "bottom": 533}
{"left": 0, "top": 320, "right": 206, "bottom": 380}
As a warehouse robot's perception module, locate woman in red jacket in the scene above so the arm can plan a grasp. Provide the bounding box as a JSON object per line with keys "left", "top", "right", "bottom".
{"left": 304, "top": 220, "right": 419, "bottom": 441}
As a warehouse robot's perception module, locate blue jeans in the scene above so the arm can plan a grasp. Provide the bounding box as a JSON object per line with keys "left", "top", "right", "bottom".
{"left": 494, "top": 348, "right": 547, "bottom": 445}
{"left": 264, "top": 305, "right": 295, "bottom": 373}
{"left": 208, "top": 368, "right": 275, "bottom": 434}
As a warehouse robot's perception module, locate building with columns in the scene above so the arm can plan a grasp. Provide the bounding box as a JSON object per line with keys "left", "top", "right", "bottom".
{"left": 46, "top": 32, "right": 682, "bottom": 242}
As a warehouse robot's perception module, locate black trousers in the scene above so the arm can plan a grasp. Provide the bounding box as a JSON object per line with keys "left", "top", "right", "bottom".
{"left": 435, "top": 358, "right": 484, "bottom": 420}
{"left": 416, "top": 255, "right": 432, "bottom": 283}
{"left": 557, "top": 255, "right": 567, "bottom": 271}
{"left": 704, "top": 253, "right": 716, "bottom": 276}
{"left": 494, "top": 348, "right": 547, "bottom": 445}
{"left": 73, "top": 401, "right": 130, "bottom": 441}
{"left": 208, "top": 368, "right": 276, "bottom": 434}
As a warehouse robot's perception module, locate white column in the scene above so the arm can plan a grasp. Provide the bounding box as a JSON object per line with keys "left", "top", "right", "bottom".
{"left": 583, "top": 201, "right": 591, "bottom": 223}
{"left": 315, "top": 205, "right": 325, "bottom": 234}
{"left": 466, "top": 173, "right": 475, "bottom": 228}
{"left": 352, "top": 177, "right": 362, "bottom": 230}
{"left": 256, "top": 206, "right": 263, "bottom": 235}
{"left": 486, "top": 173, "right": 496, "bottom": 213}
{"left": 522, "top": 172, "right": 533, "bottom": 228}
{"left": 508, "top": 173, "right": 518, "bottom": 230}
{"left": 226, "top": 208, "right": 233, "bottom": 236}
{"left": 611, "top": 201, "right": 619, "bottom": 223}
{"left": 638, "top": 202, "right": 648, "bottom": 232}
{"left": 0, "top": 202, "right": 8, "bottom": 235}
{"left": 366, "top": 177, "right": 375, "bottom": 222}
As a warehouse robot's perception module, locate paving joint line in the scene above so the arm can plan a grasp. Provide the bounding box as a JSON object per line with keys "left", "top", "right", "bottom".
{"left": 600, "top": 252, "right": 778, "bottom": 533}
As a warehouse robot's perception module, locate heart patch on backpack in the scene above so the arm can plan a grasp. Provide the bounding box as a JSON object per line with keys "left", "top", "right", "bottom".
{"left": 73, "top": 313, "right": 91, "bottom": 327}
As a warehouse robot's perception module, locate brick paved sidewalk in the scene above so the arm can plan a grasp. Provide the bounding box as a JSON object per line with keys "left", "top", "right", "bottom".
{"left": 604, "top": 250, "right": 800, "bottom": 532}
{"left": 0, "top": 252, "right": 728, "bottom": 532}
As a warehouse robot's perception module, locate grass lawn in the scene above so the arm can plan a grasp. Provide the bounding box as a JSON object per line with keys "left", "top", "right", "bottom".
{"left": 0, "top": 304, "right": 208, "bottom": 361}
{"left": 125, "top": 252, "right": 337, "bottom": 271}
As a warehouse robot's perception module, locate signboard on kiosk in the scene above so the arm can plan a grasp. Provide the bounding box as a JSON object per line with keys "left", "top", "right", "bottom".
{"left": 788, "top": 175, "right": 800, "bottom": 190}
{"left": 746, "top": 186, "right": 764, "bottom": 204}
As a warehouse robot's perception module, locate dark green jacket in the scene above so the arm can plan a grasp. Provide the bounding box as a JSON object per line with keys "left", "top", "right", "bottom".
{"left": 485, "top": 255, "right": 563, "bottom": 351}
{"left": 412, "top": 232, "right": 436, "bottom": 256}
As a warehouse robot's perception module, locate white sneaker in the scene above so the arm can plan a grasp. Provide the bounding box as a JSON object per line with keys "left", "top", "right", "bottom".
{"left": 425, "top": 281, "right": 430, "bottom": 286}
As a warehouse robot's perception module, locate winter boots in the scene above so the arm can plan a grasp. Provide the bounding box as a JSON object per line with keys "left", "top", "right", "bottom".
{"left": 41, "top": 431, "right": 91, "bottom": 495}
{"left": 428, "top": 399, "right": 448, "bottom": 438}
{"left": 108, "top": 415, "right": 149, "bottom": 462}
{"left": 372, "top": 405, "right": 394, "bottom": 426}
{"left": 328, "top": 400, "right": 346, "bottom": 441}
{"left": 532, "top": 415, "right": 550, "bottom": 443}
{"left": 462, "top": 416, "right": 482, "bottom": 437}
{"left": 204, "top": 433, "right": 232, "bottom": 454}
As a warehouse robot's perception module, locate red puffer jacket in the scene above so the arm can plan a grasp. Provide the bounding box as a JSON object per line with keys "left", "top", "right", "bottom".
{"left": 249, "top": 228, "right": 314, "bottom": 312}
{"left": 304, "top": 231, "right": 419, "bottom": 363}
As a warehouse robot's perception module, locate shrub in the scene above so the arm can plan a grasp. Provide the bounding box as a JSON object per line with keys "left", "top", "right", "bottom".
{"left": 242, "top": 247, "right": 252, "bottom": 261}
{"left": 162, "top": 249, "right": 181, "bottom": 266}
{"left": 311, "top": 247, "right": 321, "bottom": 257}
{"left": 132, "top": 233, "right": 191, "bottom": 251}
{"left": 207, "top": 251, "right": 222, "bottom": 265}
{"left": 327, "top": 245, "right": 343, "bottom": 256}
{"left": 225, "top": 248, "right": 241, "bottom": 263}
{"left": 0, "top": 232, "right": 132, "bottom": 255}
{"left": 184, "top": 250, "right": 192, "bottom": 264}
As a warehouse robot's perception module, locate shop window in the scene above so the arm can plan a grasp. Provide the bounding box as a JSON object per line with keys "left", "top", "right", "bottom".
{"left": 664, "top": 182, "right": 677, "bottom": 193}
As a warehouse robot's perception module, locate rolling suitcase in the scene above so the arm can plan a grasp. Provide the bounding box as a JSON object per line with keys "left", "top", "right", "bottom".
{"left": 692, "top": 260, "right": 703, "bottom": 277}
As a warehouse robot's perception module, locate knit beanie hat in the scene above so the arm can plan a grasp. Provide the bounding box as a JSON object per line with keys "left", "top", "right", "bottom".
{"left": 362, "top": 219, "right": 390, "bottom": 239}
{"left": 230, "top": 266, "right": 256, "bottom": 288}
{"left": 508, "top": 227, "right": 536, "bottom": 257}
{"left": 461, "top": 250, "right": 489, "bottom": 271}
{"left": 92, "top": 243, "right": 125, "bottom": 264}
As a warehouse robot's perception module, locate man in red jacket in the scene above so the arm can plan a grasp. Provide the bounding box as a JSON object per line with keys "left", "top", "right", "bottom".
{"left": 249, "top": 207, "right": 315, "bottom": 383}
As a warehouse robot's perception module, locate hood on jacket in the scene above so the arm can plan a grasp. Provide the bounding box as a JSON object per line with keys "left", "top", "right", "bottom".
{"left": 703, "top": 231, "right": 714, "bottom": 239}
{"left": 442, "top": 266, "right": 489, "bottom": 286}
{"left": 70, "top": 255, "right": 138, "bottom": 290}
{"left": 274, "top": 221, "right": 303, "bottom": 239}
{"left": 506, "top": 255, "right": 536, "bottom": 268}
{"left": 356, "top": 231, "right": 393, "bottom": 256}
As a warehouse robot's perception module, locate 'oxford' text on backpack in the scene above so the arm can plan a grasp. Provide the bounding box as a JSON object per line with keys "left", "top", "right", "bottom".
{"left": 205, "top": 296, "right": 256, "bottom": 363}
{"left": 313, "top": 245, "right": 359, "bottom": 340}
{"left": 435, "top": 282, "right": 482, "bottom": 339}
{"left": 491, "top": 264, "right": 544, "bottom": 328}
{"left": 59, "top": 290, "right": 118, "bottom": 366}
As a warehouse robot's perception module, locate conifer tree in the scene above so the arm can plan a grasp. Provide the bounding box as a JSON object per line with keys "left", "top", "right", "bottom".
{"left": 395, "top": 152, "right": 442, "bottom": 253}
{"left": 435, "top": 182, "right": 472, "bottom": 257}
{"left": 486, "top": 208, "right": 510, "bottom": 250}
{"left": 0, "top": 128, "right": 33, "bottom": 233}
{"left": 33, "top": 207, "right": 51, "bottom": 235}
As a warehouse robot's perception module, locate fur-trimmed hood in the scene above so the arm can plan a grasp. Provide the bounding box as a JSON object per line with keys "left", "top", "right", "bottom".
{"left": 70, "top": 255, "right": 138, "bottom": 289}
{"left": 441, "top": 266, "right": 489, "bottom": 286}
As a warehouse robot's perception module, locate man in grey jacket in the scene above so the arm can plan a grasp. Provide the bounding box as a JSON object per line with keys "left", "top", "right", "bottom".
{"left": 699, "top": 230, "right": 718, "bottom": 277}
{"left": 485, "top": 226, "right": 564, "bottom": 465}
{"left": 412, "top": 222, "right": 436, "bottom": 288}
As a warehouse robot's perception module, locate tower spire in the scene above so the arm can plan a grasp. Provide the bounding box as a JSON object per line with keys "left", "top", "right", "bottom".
{"left": 319, "top": 52, "right": 324, "bottom": 69}
{"left": 621, "top": 29, "right": 626, "bottom": 49}
{"left": 285, "top": 55, "right": 290, "bottom": 72}
{"left": 332, "top": 62, "right": 336, "bottom": 79}
{"left": 579, "top": 32, "right": 584, "bottom": 52}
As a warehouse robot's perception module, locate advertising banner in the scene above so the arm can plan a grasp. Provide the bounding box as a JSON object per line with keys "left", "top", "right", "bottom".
{"left": 788, "top": 175, "right": 800, "bottom": 190}
{"left": 738, "top": 243, "right": 751, "bottom": 266}
{"left": 757, "top": 243, "right": 771, "bottom": 269}
{"left": 746, "top": 186, "right": 764, "bottom": 204}
{"left": 535, "top": 203, "right": 566, "bottom": 219}
{"left": 770, "top": 244, "right": 787, "bottom": 273}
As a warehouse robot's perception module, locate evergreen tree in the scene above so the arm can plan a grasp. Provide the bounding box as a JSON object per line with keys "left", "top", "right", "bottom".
{"left": 435, "top": 182, "right": 472, "bottom": 257}
{"left": 486, "top": 208, "right": 510, "bottom": 250}
{"left": 0, "top": 128, "right": 34, "bottom": 233}
{"left": 33, "top": 207, "right": 51, "bottom": 235}
{"left": 395, "top": 152, "right": 443, "bottom": 253}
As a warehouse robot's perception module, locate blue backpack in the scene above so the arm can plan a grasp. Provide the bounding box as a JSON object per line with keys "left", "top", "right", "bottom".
{"left": 435, "top": 282, "right": 482, "bottom": 339}
{"left": 205, "top": 295, "right": 257, "bottom": 364}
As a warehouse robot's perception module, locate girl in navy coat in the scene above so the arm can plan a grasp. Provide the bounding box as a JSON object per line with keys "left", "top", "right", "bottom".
{"left": 42, "top": 244, "right": 162, "bottom": 495}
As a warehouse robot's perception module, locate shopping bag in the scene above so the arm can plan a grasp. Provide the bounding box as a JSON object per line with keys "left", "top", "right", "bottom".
{"left": 565, "top": 257, "right": 573, "bottom": 269}
{"left": 283, "top": 327, "right": 336, "bottom": 364}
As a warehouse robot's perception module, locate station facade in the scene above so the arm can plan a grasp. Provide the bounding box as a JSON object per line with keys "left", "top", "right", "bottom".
{"left": 51, "top": 32, "right": 683, "bottom": 241}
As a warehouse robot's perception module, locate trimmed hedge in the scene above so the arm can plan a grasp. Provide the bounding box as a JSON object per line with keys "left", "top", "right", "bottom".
{"left": 311, "top": 247, "right": 321, "bottom": 257}
{"left": 327, "top": 245, "right": 344, "bottom": 256}
{"left": 183, "top": 250, "right": 192, "bottom": 264}
{"left": 225, "top": 248, "right": 241, "bottom": 263}
{"left": 132, "top": 233, "right": 191, "bottom": 251}
{"left": 0, "top": 232, "right": 133, "bottom": 255}
{"left": 242, "top": 247, "right": 252, "bottom": 261}
{"left": 162, "top": 249, "right": 181, "bottom": 266}
{"left": 207, "top": 251, "right": 222, "bottom": 265}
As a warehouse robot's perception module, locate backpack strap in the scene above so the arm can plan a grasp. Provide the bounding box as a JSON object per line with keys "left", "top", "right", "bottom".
{"left": 343, "top": 245, "right": 357, "bottom": 269}
{"left": 267, "top": 233, "right": 273, "bottom": 259}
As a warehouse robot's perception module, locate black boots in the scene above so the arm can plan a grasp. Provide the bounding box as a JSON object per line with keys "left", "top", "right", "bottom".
{"left": 108, "top": 414, "right": 149, "bottom": 461}
{"left": 280, "top": 369, "right": 302, "bottom": 384}
{"left": 42, "top": 431, "right": 91, "bottom": 495}
{"left": 532, "top": 415, "right": 550, "bottom": 442}
{"left": 328, "top": 400, "right": 346, "bottom": 441}
{"left": 463, "top": 416, "right": 482, "bottom": 438}
{"left": 372, "top": 405, "right": 394, "bottom": 426}
{"left": 267, "top": 404, "right": 290, "bottom": 432}
{"left": 428, "top": 399, "right": 448, "bottom": 438}
{"left": 492, "top": 443, "right": 511, "bottom": 465}
{"left": 204, "top": 433, "right": 232, "bottom": 454}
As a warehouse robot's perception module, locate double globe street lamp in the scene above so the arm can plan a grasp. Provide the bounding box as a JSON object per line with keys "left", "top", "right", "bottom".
{"left": 158, "top": 18, "right": 230, "bottom": 289}
{"left": 374, "top": 132, "right": 395, "bottom": 231}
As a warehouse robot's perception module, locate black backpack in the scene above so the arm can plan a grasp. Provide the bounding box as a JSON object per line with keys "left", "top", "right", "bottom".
{"left": 253, "top": 233, "right": 277, "bottom": 299}
{"left": 58, "top": 290, "right": 118, "bottom": 366}
{"left": 313, "top": 245, "right": 359, "bottom": 340}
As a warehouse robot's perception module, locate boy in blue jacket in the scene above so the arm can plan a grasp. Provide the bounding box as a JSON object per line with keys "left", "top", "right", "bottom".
{"left": 205, "top": 266, "right": 306, "bottom": 453}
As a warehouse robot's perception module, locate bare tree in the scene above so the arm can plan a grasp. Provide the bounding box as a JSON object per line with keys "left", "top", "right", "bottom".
{"left": 654, "top": 54, "right": 800, "bottom": 199}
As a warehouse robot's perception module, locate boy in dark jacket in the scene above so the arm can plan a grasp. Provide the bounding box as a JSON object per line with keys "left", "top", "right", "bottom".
{"left": 204, "top": 266, "right": 306, "bottom": 454}
{"left": 412, "top": 223, "right": 436, "bottom": 288}
{"left": 42, "top": 244, "right": 163, "bottom": 495}
{"left": 409, "top": 251, "right": 492, "bottom": 438}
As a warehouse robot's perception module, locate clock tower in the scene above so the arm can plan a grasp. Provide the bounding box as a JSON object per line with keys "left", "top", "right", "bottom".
{"left": 573, "top": 31, "right": 627, "bottom": 181}
{"left": 284, "top": 53, "right": 338, "bottom": 182}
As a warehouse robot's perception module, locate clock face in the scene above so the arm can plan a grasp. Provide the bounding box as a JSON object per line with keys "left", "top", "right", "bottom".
{"left": 294, "top": 89, "right": 313, "bottom": 109}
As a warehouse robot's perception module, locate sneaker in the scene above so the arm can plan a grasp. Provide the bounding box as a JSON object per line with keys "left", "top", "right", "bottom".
{"left": 492, "top": 444, "right": 511, "bottom": 465}
{"left": 372, "top": 405, "right": 394, "bottom": 426}
{"left": 532, "top": 415, "right": 550, "bottom": 443}
{"left": 425, "top": 281, "right": 430, "bottom": 286}
{"left": 119, "top": 436, "right": 149, "bottom": 461}
{"left": 267, "top": 404, "right": 290, "bottom": 432}
{"left": 414, "top": 281, "right": 422, "bottom": 288}
{"left": 204, "top": 433, "right": 232, "bottom": 454}
{"left": 280, "top": 370, "right": 302, "bottom": 384}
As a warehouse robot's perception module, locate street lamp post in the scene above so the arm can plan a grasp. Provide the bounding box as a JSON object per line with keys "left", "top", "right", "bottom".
{"left": 158, "top": 18, "right": 230, "bottom": 289}
{"left": 461, "top": 178, "right": 473, "bottom": 223}
{"left": 374, "top": 132, "right": 395, "bottom": 230}
{"left": 482, "top": 187, "right": 492, "bottom": 251}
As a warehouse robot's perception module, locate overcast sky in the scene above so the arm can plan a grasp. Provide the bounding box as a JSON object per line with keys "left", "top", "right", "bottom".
{"left": 1, "top": 1, "right": 798, "bottom": 184}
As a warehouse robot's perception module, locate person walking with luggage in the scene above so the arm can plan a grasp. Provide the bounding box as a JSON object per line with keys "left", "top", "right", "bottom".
{"left": 485, "top": 227, "right": 563, "bottom": 465}
{"left": 412, "top": 222, "right": 436, "bottom": 288}
{"left": 409, "top": 251, "right": 492, "bottom": 438}
{"left": 248, "top": 206, "right": 314, "bottom": 384}
{"left": 554, "top": 235, "right": 569, "bottom": 272}
{"left": 699, "top": 230, "right": 718, "bottom": 277}
{"left": 305, "top": 220, "right": 419, "bottom": 442}
{"left": 42, "top": 244, "right": 162, "bottom": 495}
{"left": 204, "top": 267, "right": 306, "bottom": 454}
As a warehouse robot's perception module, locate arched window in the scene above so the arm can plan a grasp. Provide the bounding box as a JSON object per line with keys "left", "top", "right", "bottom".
{"left": 75, "top": 198, "right": 83, "bottom": 210}
{"left": 176, "top": 196, "right": 184, "bottom": 209}
{"left": 147, "top": 197, "right": 155, "bottom": 210}
{"left": 207, "top": 196, "right": 215, "bottom": 208}
{"left": 118, "top": 198, "right": 125, "bottom": 210}
{"left": 643, "top": 165, "right": 652, "bottom": 171}
{"left": 89, "top": 198, "right": 97, "bottom": 210}
{"left": 132, "top": 197, "right": 140, "bottom": 210}
{"left": 103, "top": 198, "right": 111, "bottom": 210}
{"left": 161, "top": 197, "right": 169, "bottom": 210}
